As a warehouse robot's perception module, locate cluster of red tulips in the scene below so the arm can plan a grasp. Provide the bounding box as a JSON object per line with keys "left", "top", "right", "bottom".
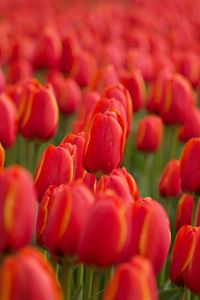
{"left": 1, "top": 0, "right": 200, "bottom": 299}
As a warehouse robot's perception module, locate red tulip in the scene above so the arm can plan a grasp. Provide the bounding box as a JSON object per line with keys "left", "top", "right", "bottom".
{"left": 34, "top": 144, "right": 75, "bottom": 200}
{"left": 89, "top": 64, "right": 119, "bottom": 92}
{"left": 183, "top": 229, "right": 200, "bottom": 295}
{"left": 47, "top": 71, "right": 81, "bottom": 114}
{"left": 77, "top": 192, "right": 127, "bottom": 267}
{"left": 102, "top": 84, "right": 133, "bottom": 136}
{"left": 37, "top": 182, "right": 94, "bottom": 256}
{"left": 97, "top": 167, "right": 139, "bottom": 203}
{"left": 103, "top": 256, "right": 158, "bottom": 300}
{"left": 83, "top": 109, "right": 126, "bottom": 174}
{"left": 159, "top": 73, "right": 194, "bottom": 125}
{"left": 0, "top": 165, "right": 36, "bottom": 252}
{"left": 120, "top": 70, "right": 145, "bottom": 112}
{"left": 180, "top": 138, "right": 200, "bottom": 194}
{"left": 124, "top": 197, "right": 171, "bottom": 274}
{"left": 0, "top": 93, "right": 18, "bottom": 148}
{"left": 19, "top": 80, "right": 58, "bottom": 140}
{"left": 175, "top": 194, "right": 194, "bottom": 231}
{"left": 135, "top": 115, "right": 163, "bottom": 152}
{"left": 0, "top": 246, "right": 63, "bottom": 300}
{"left": 34, "top": 27, "right": 62, "bottom": 69}
{"left": 70, "top": 50, "right": 96, "bottom": 87}
{"left": 178, "top": 107, "right": 200, "bottom": 143}
{"left": 170, "top": 225, "right": 199, "bottom": 286}
{"left": 61, "top": 132, "right": 86, "bottom": 179}
{"left": 159, "top": 160, "right": 181, "bottom": 197}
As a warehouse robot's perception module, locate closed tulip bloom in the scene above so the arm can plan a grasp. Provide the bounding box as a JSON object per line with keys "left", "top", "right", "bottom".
{"left": 0, "top": 144, "right": 5, "bottom": 168}
{"left": 178, "top": 108, "right": 200, "bottom": 143}
{"left": 0, "top": 246, "right": 63, "bottom": 300}
{"left": 97, "top": 167, "right": 139, "bottom": 203}
{"left": 7, "top": 59, "right": 33, "bottom": 84}
{"left": 183, "top": 230, "right": 200, "bottom": 295}
{"left": 103, "top": 256, "right": 158, "bottom": 300}
{"left": 159, "top": 160, "right": 181, "bottom": 197}
{"left": 61, "top": 132, "right": 86, "bottom": 179}
{"left": 175, "top": 194, "right": 194, "bottom": 231}
{"left": 89, "top": 64, "right": 119, "bottom": 92}
{"left": 0, "top": 165, "right": 36, "bottom": 252}
{"left": 70, "top": 50, "right": 96, "bottom": 87}
{"left": 34, "top": 144, "right": 75, "bottom": 200}
{"left": 146, "top": 70, "right": 171, "bottom": 114}
{"left": 0, "top": 93, "right": 18, "bottom": 148}
{"left": 37, "top": 182, "right": 94, "bottom": 256}
{"left": 47, "top": 72, "right": 81, "bottom": 114}
{"left": 77, "top": 192, "right": 127, "bottom": 267}
{"left": 83, "top": 109, "right": 126, "bottom": 175}
{"left": 34, "top": 27, "right": 62, "bottom": 69}
{"left": 89, "top": 97, "right": 127, "bottom": 135}
{"left": 135, "top": 115, "right": 163, "bottom": 152}
{"left": 124, "top": 197, "right": 171, "bottom": 274}
{"left": 170, "top": 225, "right": 200, "bottom": 286}
{"left": 180, "top": 138, "right": 200, "bottom": 194}
{"left": 19, "top": 80, "right": 58, "bottom": 140}
{"left": 120, "top": 70, "right": 145, "bottom": 112}
{"left": 102, "top": 84, "right": 133, "bottom": 136}
{"left": 159, "top": 73, "right": 194, "bottom": 125}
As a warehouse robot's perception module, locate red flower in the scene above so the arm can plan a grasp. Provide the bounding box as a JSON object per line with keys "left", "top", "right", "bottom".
{"left": 0, "top": 246, "right": 63, "bottom": 300}
{"left": 103, "top": 256, "right": 158, "bottom": 300}
{"left": 0, "top": 166, "right": 36, "bottom": 252}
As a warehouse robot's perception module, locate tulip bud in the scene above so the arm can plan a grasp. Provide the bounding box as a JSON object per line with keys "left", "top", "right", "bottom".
{"left": 175, "top": 194, "right": 200, "bottom": 231}
{"left": 19, "top": 81, "right": 58, "bottom": 140}
{"left": 169, "top": 225, "right": 200, "bottom": 286}
{"left": 102, "top": 84, "right": 133, "bottom": 136}
{"left": 178, "top": 107, "right": 200, "bottom": 143}
{"left": 77, "top": 192, "right": 127, "bottom": 267}
{"left": 83, "top": 109, "right": 126, "bottom": 175}
{"left": 180, "top": 138, "right": 200, "bottom": 194}
{"left": 183, "top": 229, "right": 200, "bottom": 295}
{"left": 0, "top": 165, "right": 36, "bottom": 252}
{"left": 175, "top": 194, "right": 194, "bottom": 232}
{"left": 159, "top": 73, "right": 194, "bottom": 125}
{"left": 61, "top": 132, "right": 86, "bottom": 179}
{"left": 124, "top": 197, "right": 171, "bottom": 274}
{"left": 70, "top": 50, "right": 96, "bottom": 87}
{"left": 0, "top": 144, "right": 5, "bottom": 168}
{"left": 120, "top": 70, "right": 145, "bottom": 112}
{"left": 47, "top": 71, "right": 81, "bottom": 114}
{"left": 7, "top": 59, "right": 33, "bottom": 84}
{"left": 0, "top": 246, "right": 63, "bottom": 300}
{"left": 34, "top": 144, "right": 75, "bottom": 200}
{"left": 37, "top": 182, "right": 94, "bottom": 256}
{"left": 159, "top": 160, "right": 181, "bottom": 197}
{"left": 60, "top": 34, "right": 80, "bottom": 73}
{"left": 0, "top": 93, "right": 18, "bottom": 148}
{"left": 34, "top": 27, "right": 62, "bottom": 69}
{"left": 89, "top": 64, "right": 119, "bottom": 92}
{"left": 146, "top": 70, "right": 171, "bottom": 114}
{"left": 135, "top": 115, "right": 163, "bottom": 152}
{"left": 103, "top": 256, "right": 158, "bottom": 300}
{"left": 97, "top": 167, "right": 139, "bottom": 203}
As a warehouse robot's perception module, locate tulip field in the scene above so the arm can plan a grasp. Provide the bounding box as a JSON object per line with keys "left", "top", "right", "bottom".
{"left": 1, "top": 0, "right": 200, "bottom": 299}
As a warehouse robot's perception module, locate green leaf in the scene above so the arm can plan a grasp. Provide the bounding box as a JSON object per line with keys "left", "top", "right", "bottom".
{"left": 71, "top": 284, "right": 84, "bottom": 300}
{"left": 159, "top": 288, "right": 181, "bottom": 300}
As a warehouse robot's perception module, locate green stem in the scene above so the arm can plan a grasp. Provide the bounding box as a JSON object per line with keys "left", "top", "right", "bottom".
{"left": 192, "top": 195, "right": 199, "bottom": 226}
{"left": 77, "top": 264, "right": 84, "bottom": 287}
{"left": 91, "top": 271, "right": 100, "bottom": 300}
{"left": 85, "top": 267, "right": 93, "bottom": 300}
{"left": 61, "top": 262, "right": 72, "bottom": 300}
